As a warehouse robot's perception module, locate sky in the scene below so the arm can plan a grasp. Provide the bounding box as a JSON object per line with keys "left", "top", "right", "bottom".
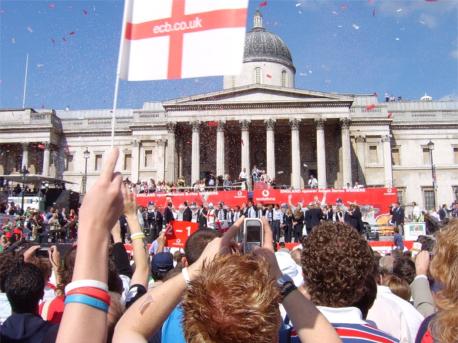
{"left": 0, "top": 0, "right": 457, "bottom": 110}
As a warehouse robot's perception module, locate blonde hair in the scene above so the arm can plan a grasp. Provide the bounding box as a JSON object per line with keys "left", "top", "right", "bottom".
{"left": 383, "top": 274, "right": 411, "bottom": 302}
{"left": 429, "top": 219, "right": 458, "bottom": 343}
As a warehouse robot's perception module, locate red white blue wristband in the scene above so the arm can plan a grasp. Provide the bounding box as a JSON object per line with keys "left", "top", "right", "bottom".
{"left": 65, "top": 294, "right": 109, "bottom": 313}
{"left": 65, "top": 280, "right": 109, "bottom": 294}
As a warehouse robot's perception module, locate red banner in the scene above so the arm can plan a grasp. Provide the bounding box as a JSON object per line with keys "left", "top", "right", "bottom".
{"left": 253, "top": 188, "right": 397, "bottom": 215}
{"left": 136, "top": 190, "right": 248, "bottom": 208}
{"left": 165, "top": 221, "right": 199, "bottom": 248}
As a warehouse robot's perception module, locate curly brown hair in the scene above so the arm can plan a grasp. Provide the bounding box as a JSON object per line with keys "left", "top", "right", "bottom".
{"left": 182, "top": 253, "right": 281, "bottom": 343}
{"left": 301, "top": 221, "right": 374, "bottom": 307}
{"left": 429, "top": 219, "right": 458, "bottom": 343}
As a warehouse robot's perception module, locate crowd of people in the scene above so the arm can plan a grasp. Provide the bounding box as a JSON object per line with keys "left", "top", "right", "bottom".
{"left": 0, "top": 149, "right": 457, "bottom": 343}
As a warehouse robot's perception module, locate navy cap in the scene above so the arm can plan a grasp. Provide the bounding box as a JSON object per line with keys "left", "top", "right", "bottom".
{"left": 151, "top": 252, "right": 174, "bottom": 274}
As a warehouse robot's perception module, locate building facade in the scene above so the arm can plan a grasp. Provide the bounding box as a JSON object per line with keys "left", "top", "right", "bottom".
{"left": 1, "top": 12, "right": 458, "bottom": 210}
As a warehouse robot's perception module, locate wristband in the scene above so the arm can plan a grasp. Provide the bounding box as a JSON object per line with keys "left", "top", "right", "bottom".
{"left": 182, "top": 267, "right": 191, "bottom": 285}
{"left": 130, "top": 232, "right": 145, "bottom": 240}
{"left": 131, "top": 235, "right": 145, "bottom": 241}
{"left": 65, "top": 294, "right": 109, "bottom": 313}
{"left": 280, "top": 281, "right": 297, "bottom": 301}
{"left": 65, "top": 280, "right": 108, "bottom": 294}
{"left": 66, "top": 287, "right": 111, "bottom": 305}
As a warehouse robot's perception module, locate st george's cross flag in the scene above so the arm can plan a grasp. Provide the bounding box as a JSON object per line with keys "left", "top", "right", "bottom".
{"left": 120, "top": 0, "right": 249, "bottom": 81}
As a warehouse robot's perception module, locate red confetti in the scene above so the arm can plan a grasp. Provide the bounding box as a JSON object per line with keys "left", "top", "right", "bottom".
{"left": 387, "top": 112, "right": 393, "bottom": 118}
{"left": 340, "top": 4, "right": 348, "bottom": 10}
{"left": 48, "top": 3, "right": 55, "bottom": 9}
{"left": 241, "top": 139, "right": 244, "bottom": 146}
{"left": 83, "top": 9, "right": 88, "bottom": 15}
{"left": 259, "top": 1, "right": 268, "bottom": 7}
{"left": 69, "top": 31, "right": 76, "bottom": 35}
{"left": 266, "top": 73, "right": 272, "bottom": 79}
{"left": 366, "top": 104, "right": 376, "bottom": 111}
{"left": 37, "top": 143, "right": 45, "bottom": 150}
{"left": 207, "top": 121, "right": 218, "bottom": 127}
{"left": 62, "top": 37, "right": 67, "bottom": 42}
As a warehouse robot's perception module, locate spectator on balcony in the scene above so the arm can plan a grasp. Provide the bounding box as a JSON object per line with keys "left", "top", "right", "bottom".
{"left": 308, "top": 174, "right": 318, "bottom": 189}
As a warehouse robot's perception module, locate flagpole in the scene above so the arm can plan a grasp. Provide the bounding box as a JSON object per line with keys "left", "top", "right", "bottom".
{"left": 22, "top": 53, "right": 29, "bottom": 108}
{"left": 110, "top": 0, "right": 130, "bottom": 147}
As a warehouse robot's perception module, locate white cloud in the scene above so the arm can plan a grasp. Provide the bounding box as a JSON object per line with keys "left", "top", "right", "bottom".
{"left": 418, "top": 13, "right": 437, "bottom": 29}
{"left": 450, "top": 49, "right": 458, "bottom": 60}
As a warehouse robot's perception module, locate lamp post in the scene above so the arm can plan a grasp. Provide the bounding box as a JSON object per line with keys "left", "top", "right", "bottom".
{"left": 427, "top": 140, "right": 436, "bottom": 210}
{"left": 20, "top": 165, "right": 29, "bottom": 215}
{"left": 82, "top": 147, "right": 90, "bottom": 195}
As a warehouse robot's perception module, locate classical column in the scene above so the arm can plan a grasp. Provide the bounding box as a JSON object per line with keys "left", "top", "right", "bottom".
{"left": 382, "top": 135, "right": 393, "bottom": 188}
{"left": 177, "top": 140, "right": 183, "bottom": 178}
{"left": 21, "top": 143, "right": 29, "bottom": 170}
{"left": 42, "top": 143, "right": 50, "bottom": 176}
{"left": 240, "top": 120, "right": 251, "bottom": 187}
{"left": 216, "top": 121, "right": 225, "bottom": 177}
{"left": 315, "top": 119, "right": 327, "bottom": 189}
{"left": 131, "top": 140, "right": 140, "bottom": 183}
{"left": 341, "top": 118, "right": 352, "bottom": 188}
{"left": 265, "top": 119, "right": 276, "bottom": 180}
{"left": 355, "top": 136, "right": 366, "bottom": 183}
{"left": 290, "top": 119, "right": 301, "bottom": 190}
{"left": 165, "top": 122, "right": 176, "bottom": 183}
{"left": 191, "top": 121, "right": 200, "bottom": 184}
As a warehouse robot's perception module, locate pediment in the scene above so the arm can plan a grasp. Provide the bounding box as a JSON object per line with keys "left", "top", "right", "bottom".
{"left": 162, "top": 84, "right": 354, "bottom": 108}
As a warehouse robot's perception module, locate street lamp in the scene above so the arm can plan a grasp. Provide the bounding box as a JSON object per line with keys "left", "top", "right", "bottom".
{"left": 427, "top": 140, "right": 436, "bottom": 210}
{"left": 82, "top": 147, "right": 90, "bottom": 195}
{"left": 20, "top": 165, "right": 29, "bottom": 215}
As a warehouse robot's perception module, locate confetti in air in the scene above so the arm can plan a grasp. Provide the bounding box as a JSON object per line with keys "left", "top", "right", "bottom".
{"left": 83, "top": 9, "right": 88, "bottom": 15}
{"left": 396, "top": 8, "right": 403, "bottom": 13}
{"left": 352, "top": 24, "right": 360, "bottom": 30}
{"left": 48, "top": 3, "right": 55, "bottom": 9}
{"left": 27, "top": 26, "right": 33, "bottom": 33}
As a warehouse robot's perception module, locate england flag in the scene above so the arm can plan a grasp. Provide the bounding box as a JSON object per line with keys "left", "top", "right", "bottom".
{"left": 120, "top": 0, "right": 249, "bottom": 81}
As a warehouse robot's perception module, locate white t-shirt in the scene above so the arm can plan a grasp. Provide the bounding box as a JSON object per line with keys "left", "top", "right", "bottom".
{"left": 367, "top": 285, "right": 423, "bottom": 343}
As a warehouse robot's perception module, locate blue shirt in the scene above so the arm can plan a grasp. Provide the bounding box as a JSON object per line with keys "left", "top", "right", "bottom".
{"left": 161, "top": 305, "right": 186, "bottom": 343}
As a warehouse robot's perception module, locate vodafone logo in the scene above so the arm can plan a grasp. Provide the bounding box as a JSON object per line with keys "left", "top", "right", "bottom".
{"left": 237, "top": 191, "right": 242, "bottom": 196}
{"left": 387, "top": 188, "right": 392, "bottom": 193}
{"left": 262, "top": 190, "right": 270, "bottom": 197}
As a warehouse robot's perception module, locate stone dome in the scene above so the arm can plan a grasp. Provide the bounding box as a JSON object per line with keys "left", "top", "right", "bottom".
{"left": 243, "top": 11, "right": 295, "bottom": 71}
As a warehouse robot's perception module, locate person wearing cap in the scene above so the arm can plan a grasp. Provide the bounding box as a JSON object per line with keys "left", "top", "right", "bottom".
{"left": 150, "top": 252, "right": 174, "bottom": 288}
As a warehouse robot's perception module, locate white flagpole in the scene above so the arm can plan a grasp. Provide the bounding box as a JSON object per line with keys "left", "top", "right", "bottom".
{"left": 111, "top": 0, "right": 130, "bottom": 147}
{"left": 22, "top": 53, "right": 29, "bottom": 108}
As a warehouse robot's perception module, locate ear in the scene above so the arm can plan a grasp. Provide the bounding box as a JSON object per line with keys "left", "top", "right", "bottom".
{"left": 181, "top": 256, "right": 189, "bottom": 267}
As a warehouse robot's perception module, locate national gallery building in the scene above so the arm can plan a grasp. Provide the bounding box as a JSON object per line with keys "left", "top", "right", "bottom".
{"left": 1, "top": 12, "right": 458, "bottom": 209}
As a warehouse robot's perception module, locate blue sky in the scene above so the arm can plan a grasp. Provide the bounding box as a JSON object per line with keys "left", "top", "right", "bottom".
{"left": 0, "top": 0, "right": 457, "bottom": 110}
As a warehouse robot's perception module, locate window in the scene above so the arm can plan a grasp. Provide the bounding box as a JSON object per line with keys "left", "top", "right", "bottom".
{"left": 144, "top": 150, "right": 153, "bottom": 168}
{"left": 254, "top": 67, "right": 261, "bottom": 84}
{"left": 454, "top": 147, "right": 458, "bottom": 164}
{"left": 65, "top": 154, "right": 74, "bottom": 171}
{"left": 423, "top": 147, "right": 432, "bottom": 165}
{"left": 124, "top": 153, "right": 132, "bottom": 171}
{"left": 281, "top": 70, "right": 287, "bottom": 87}
{"left": 392, "top": 147, "right": 400, "bottom": 166}
{"left": 423, "top": 188, "right": 435, "bottom": 211}
{"left": 95, "top": 154, "right": 102, "bottom": 171}
{"left": 397, "top": 187, "right": 406, "bottom": 206}
{"left": 368, "top": 145, "right": 378, "bottom": 163}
